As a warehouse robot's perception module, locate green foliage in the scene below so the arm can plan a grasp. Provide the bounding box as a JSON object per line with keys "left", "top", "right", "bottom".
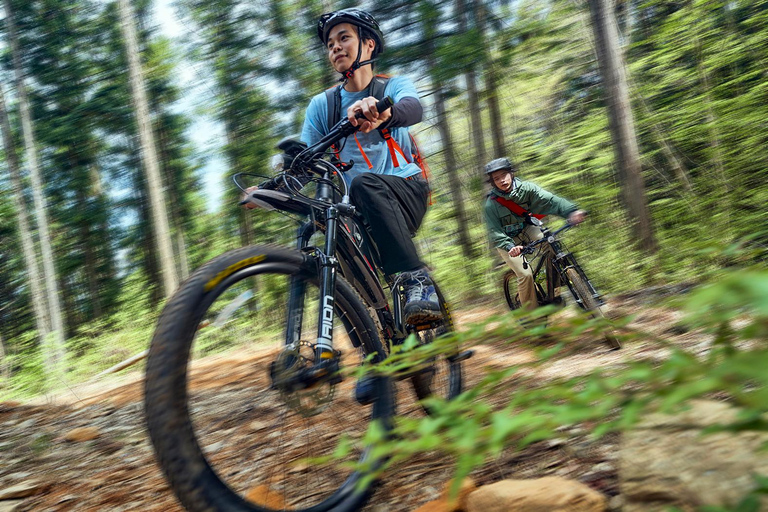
{"left": 341, "top": 264, "right": 768, "bottom": 504}
{"left": 1, "top": 330, "right": 48, "bottom": 400}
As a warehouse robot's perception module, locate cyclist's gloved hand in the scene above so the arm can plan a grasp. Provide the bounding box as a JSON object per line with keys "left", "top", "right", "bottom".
{"left": 347, "top": 96, "right": 392, "bottom": 134}
{"left": 508, "top": 245, "right": 524, "bottom": 258}
{"left": 567, "top": 210, "right": 587, "bottom": 225}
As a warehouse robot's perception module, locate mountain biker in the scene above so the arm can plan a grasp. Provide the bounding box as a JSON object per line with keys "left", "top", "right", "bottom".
{"left": 483, "top": 157, "right": 587, "bottom": 310}
{"left": 270, "top": 8, "right": 440, "bottom": 326}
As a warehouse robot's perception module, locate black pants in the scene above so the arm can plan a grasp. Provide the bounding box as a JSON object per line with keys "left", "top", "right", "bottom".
{"left": 349, "top": 173, "right": 429, "bottom": 275}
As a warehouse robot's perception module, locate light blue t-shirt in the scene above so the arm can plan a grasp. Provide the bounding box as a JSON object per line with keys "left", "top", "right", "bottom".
{"left": 301, "top": 75, "right": 422, "bottom": 184}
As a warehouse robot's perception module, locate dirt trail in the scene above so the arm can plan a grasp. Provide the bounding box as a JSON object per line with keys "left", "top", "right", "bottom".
{"left": 0, "top": 291, "right": 697, "bottom": 511}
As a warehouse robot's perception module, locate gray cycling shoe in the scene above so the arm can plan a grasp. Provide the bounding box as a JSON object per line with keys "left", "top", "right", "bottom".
{"left": 399, "top": 269, "right": 443, "bottom": 325}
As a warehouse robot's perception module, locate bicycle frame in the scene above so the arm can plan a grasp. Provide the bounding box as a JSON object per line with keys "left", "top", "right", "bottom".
{"left": 518, "top": 222, "right": 604, "bottom": 310}
{"left": 250, "top": 165, "right": 424, "bottom": 362}
{"left": 244, "top": 94, "right": 463, "bottom": 367}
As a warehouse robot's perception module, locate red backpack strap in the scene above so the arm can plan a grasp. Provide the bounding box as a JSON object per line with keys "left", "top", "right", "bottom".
{"left": 352, "top": 133, "right": 373, "bottom": 169}
{"left": 379, "top": 128, "right": 409, "bottom": 168}
{"left": 492, "top": 195, "right": 545, "bottom": 219}
{"left": 408, "top": 133, "right": 430, "bottom": 182}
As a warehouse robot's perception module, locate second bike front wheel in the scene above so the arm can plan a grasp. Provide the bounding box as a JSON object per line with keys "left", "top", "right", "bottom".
{"left": 565, "top": 268, "right": 622, "bottom": 350}
{"left": 145, "top": 245, "right": 395, "bottom": 512}
{"left": 503, "top": 270, "right": 522, "bottom": 310}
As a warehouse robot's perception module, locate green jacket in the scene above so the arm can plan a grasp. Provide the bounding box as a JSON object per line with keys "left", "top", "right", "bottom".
{"left": 484, "top": 178, "right": 578, "bottom": 252}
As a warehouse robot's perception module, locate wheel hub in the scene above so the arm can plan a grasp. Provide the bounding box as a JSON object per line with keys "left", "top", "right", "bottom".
{"left": 270, "top": 341, "right": 337, "bottom": 417}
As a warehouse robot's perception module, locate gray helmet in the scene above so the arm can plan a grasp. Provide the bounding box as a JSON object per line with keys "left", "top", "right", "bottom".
{"left": 485, "top": 157, "right": 517, "bottom": 175}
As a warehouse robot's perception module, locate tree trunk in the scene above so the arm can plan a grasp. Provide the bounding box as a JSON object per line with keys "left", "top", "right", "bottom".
{"left": 651, "top": 122, "right": 693, "bottom": 192}
{"left": 616, "top": 0, "right": 691, "bottom": 193}
{"left": 693, "top": 18, "right": 729, "bottom": 193}
{"left": 118, "top": 0, "right": 178, "bottom": 298}
{"left": 433, "top": 85, "right": 476, "bottom": 259}
{"left": 474, "top": 1, "right": 506, "bottom": 158}
{"left": 158, "top": 124, "right": 190, "bottom": 280}
{"left": 4, "top": 0, "right": 67, "bottom": 375}
{"left": 587, "top": 0, "right": 658, "bottom": 253}
{"left": 135, "top": 169, "right": 163, "bottom": 308}
{"left": 427, "top": 57, "right": 476, "bottom": 260}
{"left": 458, "top": 0, "right": 486, "bottom": 167}
{"left": 465, "top": 70, "right": 487, "bottom": 164}
{"left": 77, "top": 187, "right": 102, "bottom": 318}
{"left": 0, "top": 83, "right": 51, "bottom": 342}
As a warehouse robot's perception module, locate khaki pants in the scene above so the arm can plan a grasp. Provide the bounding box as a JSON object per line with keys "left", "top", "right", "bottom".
{"left": 497, "top": 225, "right": 546, "bottom": 310}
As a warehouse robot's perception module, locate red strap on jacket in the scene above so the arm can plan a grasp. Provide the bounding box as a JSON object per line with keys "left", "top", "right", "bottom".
{"left": 492, "top": 195, "right": 546, "bottom": 219}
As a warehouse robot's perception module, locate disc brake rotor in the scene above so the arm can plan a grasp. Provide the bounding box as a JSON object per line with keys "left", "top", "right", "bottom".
{"left": 274, "top": 341, "right": 335, "bottom": 417}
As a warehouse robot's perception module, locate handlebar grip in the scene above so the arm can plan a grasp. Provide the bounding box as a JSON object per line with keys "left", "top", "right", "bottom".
{"left": 376, "top": 96, "right": 394, "bottom": 113}
{"left": 353, "top": 96, "right": 395, "bottom": 120}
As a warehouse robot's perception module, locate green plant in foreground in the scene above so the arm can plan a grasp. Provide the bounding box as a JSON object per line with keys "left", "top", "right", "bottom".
{"left": 348, "top": 266, "right": 768, "bottom": 501}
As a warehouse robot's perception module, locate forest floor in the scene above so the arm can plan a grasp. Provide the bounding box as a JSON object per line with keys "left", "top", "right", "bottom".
{"left": 0, "top": 285, "right": 701, "bottom": 511}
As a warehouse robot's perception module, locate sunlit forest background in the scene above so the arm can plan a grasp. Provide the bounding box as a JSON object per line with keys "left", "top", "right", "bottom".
{"left": 0, "top": 0, "right": 766, "bottom": 397}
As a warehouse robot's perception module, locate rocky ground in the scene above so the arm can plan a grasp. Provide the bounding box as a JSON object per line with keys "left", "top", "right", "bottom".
{"left": 0, "top": 288, "right": 705, "bottom": 511}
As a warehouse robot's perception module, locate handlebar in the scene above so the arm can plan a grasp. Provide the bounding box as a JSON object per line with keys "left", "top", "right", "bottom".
{"left": 301, "top": 95, "right": 394, "bottom": 163}
{"left": 519, "top": 221, "right": 574, "bottom": 256}
{"left": 241, "top": 96, "right": 395, "bottom": 208}
{"left": 257, "top": 175, "right": 283, "bottom": 191}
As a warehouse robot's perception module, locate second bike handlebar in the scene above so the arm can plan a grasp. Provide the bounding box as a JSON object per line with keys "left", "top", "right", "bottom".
{"left": 520, "top": 220, "right": 575, "bottom": 256}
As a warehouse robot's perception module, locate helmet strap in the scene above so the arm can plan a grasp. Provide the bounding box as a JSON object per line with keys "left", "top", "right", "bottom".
{"left": 338, "top": 26, "right": 376, "bottom": 84}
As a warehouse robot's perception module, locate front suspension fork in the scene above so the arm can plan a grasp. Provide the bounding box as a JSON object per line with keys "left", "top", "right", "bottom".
{"left": 314, "top": 206, "right": 340, "bottom": 358}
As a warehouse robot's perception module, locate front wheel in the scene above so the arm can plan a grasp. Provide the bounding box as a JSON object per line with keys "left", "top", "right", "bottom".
{"left": 145, "top": 245, "right": 395, "bottom": 512}
{"left": 564, "top": 268, "right": 622, "bottom": 350}
{"left": 503, "top": 270, "right": 547, "bottom": 312}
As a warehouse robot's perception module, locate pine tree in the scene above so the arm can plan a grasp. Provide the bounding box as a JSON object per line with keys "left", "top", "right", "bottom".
{"left": 588, "top": 0, "right": 657, "bottom": 252}
{"left": 3, "top": 0, "right": 66, "bottom": 377}
{"left": 0, "top": 82, "right": 50, "bottom": 344}
{"left": 118, "top": 0, "right": 179, "bottom": 297}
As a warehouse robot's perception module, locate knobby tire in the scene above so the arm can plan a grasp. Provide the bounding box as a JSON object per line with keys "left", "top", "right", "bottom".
{"left": 565, "top": 268, "right": 622, "bottom": 350}
{"left": 144, "top": 245, "right": 395, "bottom": 512}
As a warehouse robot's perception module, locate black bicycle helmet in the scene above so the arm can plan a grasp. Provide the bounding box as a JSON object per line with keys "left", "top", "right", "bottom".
{"left": 485, "top": 157, "right": 517, "bottom": 175}
{"left": 317, "top": 8, "right": 384, "bottom": 52}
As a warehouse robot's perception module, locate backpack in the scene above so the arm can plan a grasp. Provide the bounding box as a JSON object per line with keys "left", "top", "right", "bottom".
{"left": 325, "top": 75, "right": 430, "bottom": 183}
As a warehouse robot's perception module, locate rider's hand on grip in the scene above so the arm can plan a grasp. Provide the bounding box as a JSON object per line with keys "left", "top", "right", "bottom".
{"left": 508, "top": 245, "right": 524, "bottom": 258}
{"left": 240, "top": 177, "right": 281, "bottom": 209}
{"left": 567, "top": 209, "right": 587, "bottom": 226}
{"left": 349, "top": 96, "right": 394, "bottom": 133}
{"left": 240, "top": 186, "right": 259, "bottom": 209}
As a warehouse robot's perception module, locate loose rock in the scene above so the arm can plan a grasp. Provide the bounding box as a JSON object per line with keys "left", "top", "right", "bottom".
{"left": 466, "top": 477, "right": 607, "bottom": 512}
{"left": 619, "top": 399, "right": 768, "bottom": 511}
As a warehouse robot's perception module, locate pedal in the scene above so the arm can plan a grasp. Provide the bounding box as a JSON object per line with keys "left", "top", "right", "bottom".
{"left": 448, "top": 350, "right": 474, "bottom": 363}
